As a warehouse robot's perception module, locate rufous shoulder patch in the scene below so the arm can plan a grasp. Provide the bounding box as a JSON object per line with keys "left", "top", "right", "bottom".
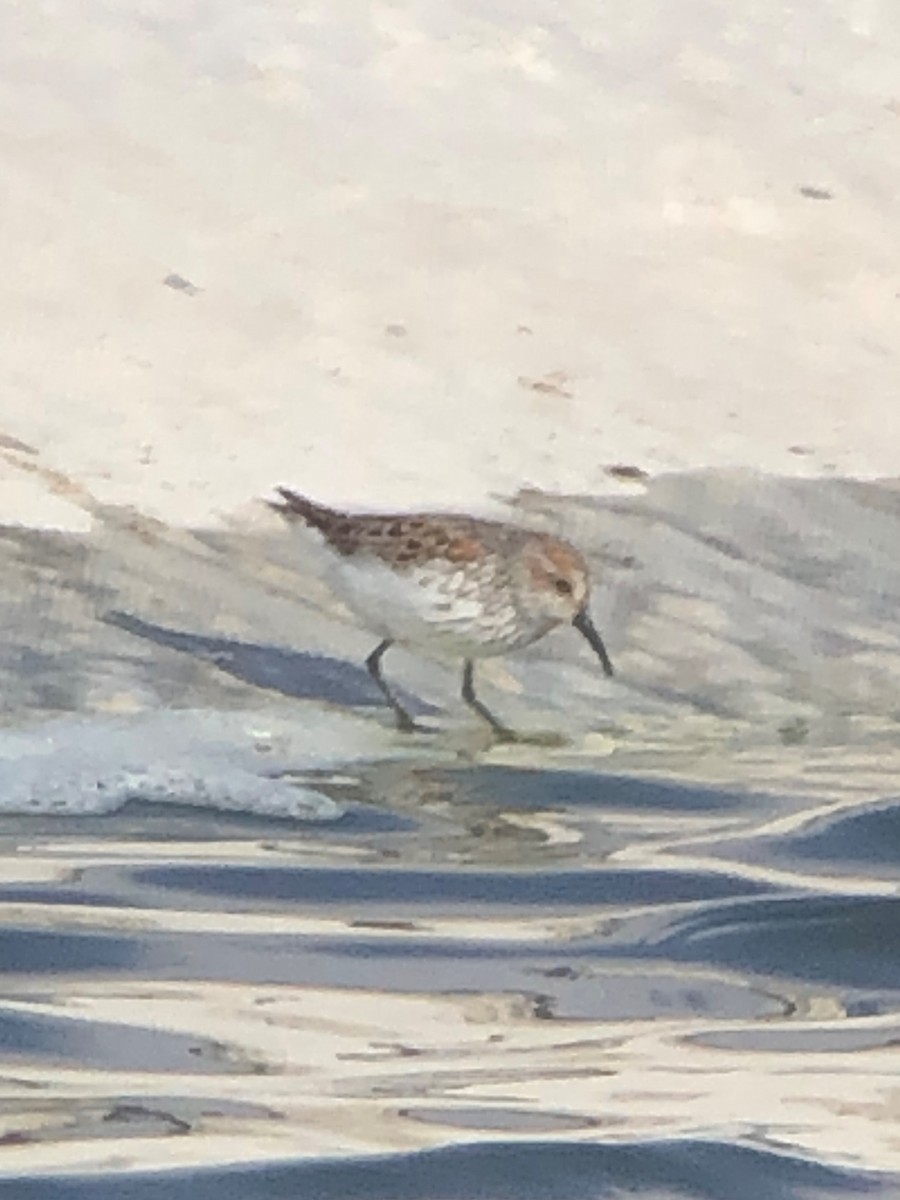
{"left": 446, "top": 535, "right": 484, "bottom": 564}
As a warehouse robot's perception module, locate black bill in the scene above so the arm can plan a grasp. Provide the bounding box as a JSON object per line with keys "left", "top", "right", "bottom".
{"left": 572, "top": 607, "right": 614, "bottom": 677}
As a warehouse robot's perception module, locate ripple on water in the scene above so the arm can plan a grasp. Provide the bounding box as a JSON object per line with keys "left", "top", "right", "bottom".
{"left": 427, "top": 766, "right": 758, "bottom": 814}
{"left": 0, "top": 1008, "right": 248, "bottom": 1074}
{"left": 0, "top": 753, "right": 896, "bottom": 1180}
{"left": 643, "top": 894, "right": 900, "bottom": 992}
{"left": 126, "top": 862, "right": 772, "bottom": 912}
{"left": 774, "top": 798, "right": 900, "bottom": 873}
{"left": 0, "top": 1140, "right": 890, "bottom": 1199}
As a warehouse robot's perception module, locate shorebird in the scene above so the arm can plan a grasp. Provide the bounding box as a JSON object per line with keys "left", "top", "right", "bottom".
{"left": 268, "top": 489, "right": 614, "bottom": 738}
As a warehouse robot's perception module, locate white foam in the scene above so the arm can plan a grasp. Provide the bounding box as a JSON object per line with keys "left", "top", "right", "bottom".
{"left": 0, "top": 709, "right": 369, "bottom": 820}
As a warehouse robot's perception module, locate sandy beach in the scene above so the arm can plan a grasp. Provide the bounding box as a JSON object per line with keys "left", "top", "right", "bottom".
{"left": 1, "top": 1, "right": 899, "bottom": 530}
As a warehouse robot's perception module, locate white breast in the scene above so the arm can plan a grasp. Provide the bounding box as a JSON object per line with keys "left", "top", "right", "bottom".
{"left": 326, "top": 556, "right": 528, "bottom": 659}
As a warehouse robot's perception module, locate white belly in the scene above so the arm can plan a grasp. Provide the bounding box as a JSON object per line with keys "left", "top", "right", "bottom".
{"left": 327, "top": 557, "right": 536, "bottom": 659}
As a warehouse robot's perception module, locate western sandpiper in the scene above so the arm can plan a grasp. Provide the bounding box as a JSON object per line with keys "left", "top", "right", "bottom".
{"left": 269, "top": 489, "right": 614, "bottom": 738}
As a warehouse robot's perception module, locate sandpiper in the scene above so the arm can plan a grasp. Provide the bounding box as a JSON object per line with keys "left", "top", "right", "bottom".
{"left": 268, "top": 489, "right": 614, "bottom": 738}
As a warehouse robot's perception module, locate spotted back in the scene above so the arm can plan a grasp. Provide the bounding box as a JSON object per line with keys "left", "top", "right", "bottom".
{"left": 270, "top": 488, "right": 516, "bottom": 570}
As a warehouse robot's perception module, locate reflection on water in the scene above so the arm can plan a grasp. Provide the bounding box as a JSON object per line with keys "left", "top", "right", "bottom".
{"left": 1, "top": 476, "right": 900, "bottom": 1195}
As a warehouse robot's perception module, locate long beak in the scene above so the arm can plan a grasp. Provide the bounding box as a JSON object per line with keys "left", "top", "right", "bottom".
{"left": 573, "top": 607, "right": 614, "bottom": 677}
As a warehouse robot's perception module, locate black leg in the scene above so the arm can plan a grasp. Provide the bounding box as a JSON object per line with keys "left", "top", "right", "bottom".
{"left": 366, "top": 640, "right": 418, "bottom": 732}
{"left": 461, "top": 660, "right": 516, "bottom": 741}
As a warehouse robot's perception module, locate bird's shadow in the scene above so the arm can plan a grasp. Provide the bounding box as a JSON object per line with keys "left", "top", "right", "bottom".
{"left": 103, "top": 611, "right": 434, "bottom": 716}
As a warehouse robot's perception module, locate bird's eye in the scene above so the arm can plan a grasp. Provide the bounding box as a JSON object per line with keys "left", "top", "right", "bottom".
{"left": 555, "top": 578, "right": 573, "bottom": 596}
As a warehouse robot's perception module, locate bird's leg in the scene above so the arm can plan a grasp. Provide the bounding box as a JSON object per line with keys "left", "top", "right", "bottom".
{"left": 461, "top": 660, "right": 517, "bottom": 742}
{"left": 365, "top": 640, "right": 419, "bottom": 732}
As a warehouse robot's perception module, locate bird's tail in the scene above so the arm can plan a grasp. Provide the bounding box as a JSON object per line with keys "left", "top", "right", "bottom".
{"left": 267, "top": 488, "right": 343, "bottom": 536}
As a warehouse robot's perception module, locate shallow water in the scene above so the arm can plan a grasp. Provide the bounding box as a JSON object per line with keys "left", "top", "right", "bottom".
{"left": 1, "top": 474, "right": 900, "bottom": 1196}
{"left": 2, "top": 762, "right": 900, "bottom": 1196}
